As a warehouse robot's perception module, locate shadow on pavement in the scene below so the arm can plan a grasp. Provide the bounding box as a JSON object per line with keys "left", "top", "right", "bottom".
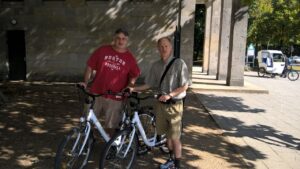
{"left": 197, "top": 93, "right": 265, "bottom": 113}
{"left": 0, "top": 83, "right": 255, "bottom": 169}
{"left": 195, "top": 92, "right": 300, "bottom": 168}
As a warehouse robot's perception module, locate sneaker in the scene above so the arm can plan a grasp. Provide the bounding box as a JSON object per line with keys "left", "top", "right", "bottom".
{"left": 160, "top": 158, "right": 174, "bottom": 169}
{"left": 169, "top": 167, "right": 180, "bottom": 169}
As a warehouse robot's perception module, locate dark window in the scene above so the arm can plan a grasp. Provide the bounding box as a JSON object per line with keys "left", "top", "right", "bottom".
{"left": 2, "top": 0, "right": 24, "bottom": 1}
{"left": 86, "top": 0, "right": 152, "bottom": 1}
{"left": 129, "top": 0, "right": 153, "bottom": 1}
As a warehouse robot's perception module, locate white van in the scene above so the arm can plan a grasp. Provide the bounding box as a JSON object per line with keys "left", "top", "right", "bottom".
{"left": 257, "top": 50, "right": 285, "bottom": 77}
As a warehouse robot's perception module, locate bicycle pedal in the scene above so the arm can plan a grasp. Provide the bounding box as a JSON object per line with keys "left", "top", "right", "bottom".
{"left": 137, "top": 146, "right": 149, "bottom": 155}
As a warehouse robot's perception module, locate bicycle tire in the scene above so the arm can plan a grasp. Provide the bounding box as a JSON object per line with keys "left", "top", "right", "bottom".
{"left": 54, "top": 128, "right": 93, "bottom": 169}
{"left": 258, "top": 67, "right": 266, "bottom": 77}
{"left": 287, "top": 70, "right": 299, "bottom": 81}
{"left": 99, "top": 128, "right": 138, "bottom": 169}
{"left": 137, "top": 111, "right": 156, "bottom": 155}
{"left": 138, "top": 110, "right": 169, "bottom": 155}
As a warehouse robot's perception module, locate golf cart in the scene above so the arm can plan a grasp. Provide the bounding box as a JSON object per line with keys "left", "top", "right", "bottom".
{"left": 257, "top": 50, "right": 285, "bottom": 77}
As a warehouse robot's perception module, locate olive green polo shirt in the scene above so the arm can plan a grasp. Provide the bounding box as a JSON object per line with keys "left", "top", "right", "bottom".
{"left": 145, "top": 56, "right": 190, "bottom": 99}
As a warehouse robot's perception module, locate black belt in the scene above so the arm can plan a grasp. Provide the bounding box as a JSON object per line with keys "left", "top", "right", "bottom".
{"left": 160, "top": 99, "right": 182, "bottom": 105}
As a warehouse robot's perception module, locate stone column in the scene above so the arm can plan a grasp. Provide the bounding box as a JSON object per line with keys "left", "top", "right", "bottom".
{"left": 208, "top": 0, "right": 222, "bottom": 75}
{"left": 226, "top": 0, "right": 248, "bottom": 86}
{"left": 216, "top": 0, "right": 232, "bottom": 80}
{"left": 202, "top": 1, "right": 212, "bottom": 73}
{"left": 181, "top": 0, "right": 196, "bottom": 76}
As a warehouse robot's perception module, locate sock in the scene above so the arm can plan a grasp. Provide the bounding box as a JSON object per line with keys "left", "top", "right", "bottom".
{"left": 169, "top": 150, "right": 174, "bottom": 160}
{"left": 174, "top": 158, "right": 181, "bottom": 168}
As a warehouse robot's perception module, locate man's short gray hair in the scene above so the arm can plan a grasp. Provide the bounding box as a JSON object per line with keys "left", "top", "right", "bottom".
{"left": 157, "top": 36, "right": 172, "bottom": 45}
{"left": 115, "top": 28, "right": 129, "bottom": 37}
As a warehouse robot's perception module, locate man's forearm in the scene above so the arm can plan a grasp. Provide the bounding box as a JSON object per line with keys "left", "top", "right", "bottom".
{"left": 84, "top": 66, "right": 92, "bottom": 84}
{"left": 168, "top": 84, "right": 188, "bottom": 98}
{"left": 128, "top": 77, "right": 138, "bottom": 87}
{"left": 133, "top": 84, "right": 150, "bottom": 92}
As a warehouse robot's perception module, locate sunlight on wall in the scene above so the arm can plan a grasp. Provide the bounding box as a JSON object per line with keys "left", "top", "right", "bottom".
{"left": 16, "top": 102, "right": 33, "bottom": 107}
{"left": 0, "top": 8, "right": 10, "bottom": 16}
{"left": 106, "top": 0, "right": 127, "bottom": 19}
{"left": 7, "top": 127, "right": 16, "bottom": 131}
{"left": 0, "top": 122, "right": 4, "bottom": 129}
{"left": 9, "top": 111, "right": 20, "bottom": 115}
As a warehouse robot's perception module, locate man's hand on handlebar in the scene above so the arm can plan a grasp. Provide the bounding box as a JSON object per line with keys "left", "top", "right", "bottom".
{"left": 78, "top": 82, "right": 87, "bottom": 89}
{"left": 158, "top": 94, "right": 172, "bottom": 103}
{"left": 122, "top": 87, "right": 132, "bottom": 97}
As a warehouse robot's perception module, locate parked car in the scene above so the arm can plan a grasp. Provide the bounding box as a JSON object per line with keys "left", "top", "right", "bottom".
{"left": 291, "top": 56, "right": 300, "bottom": 64}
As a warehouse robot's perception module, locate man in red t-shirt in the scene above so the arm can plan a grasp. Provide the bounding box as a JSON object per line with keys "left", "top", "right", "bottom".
{"left": 80, "top": 28, "right": 140, "bottom": 136}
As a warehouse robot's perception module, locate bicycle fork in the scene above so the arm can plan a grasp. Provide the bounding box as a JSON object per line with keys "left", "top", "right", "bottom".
{"left": 72, "top": 119, "right": 91, "bottom": 156}
{"left": 117, "top": 127, "right": 136, "bottom": 158}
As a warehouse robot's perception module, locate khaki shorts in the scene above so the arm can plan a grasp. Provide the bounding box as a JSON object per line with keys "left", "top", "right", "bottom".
{"left": 155, "top": 100, "right": 183, "bottom": 139}
{"left": 93, "top": 97, "right": 123, "bottom": 129}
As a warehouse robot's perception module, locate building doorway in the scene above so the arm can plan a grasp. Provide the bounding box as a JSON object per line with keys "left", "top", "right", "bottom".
{"left": 6, "top": 30, "right": 27, "bottom": 80}
{"left": 193, "top": 4, "right": 205, "bottom": 66}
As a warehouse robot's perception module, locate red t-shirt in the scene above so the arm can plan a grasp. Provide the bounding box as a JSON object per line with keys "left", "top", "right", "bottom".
{"left": 87, "top": 45, "right": 140, "bottom": 100}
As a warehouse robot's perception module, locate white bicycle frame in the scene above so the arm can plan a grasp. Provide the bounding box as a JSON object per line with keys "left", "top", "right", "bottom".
{"left": 116, "top": 110, "right": 158, "bottom": 157}
{"left": 75, "top": 105, "right": 126, "bottom": 155}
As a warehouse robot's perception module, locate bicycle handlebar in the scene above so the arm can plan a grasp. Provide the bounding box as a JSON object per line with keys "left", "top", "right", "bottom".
{"left": 129, "top": 92, "right": 156, "bottom": 101}
{"left": 76, "top": 84, "right": 163, "bottom": 105}
{"left": 76, "top": 84, "right": 131, "bottom": 99}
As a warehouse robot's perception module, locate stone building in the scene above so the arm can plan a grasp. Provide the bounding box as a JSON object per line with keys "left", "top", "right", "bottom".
{"left": 0, "top": 0, "right": 248, "bottom": 86}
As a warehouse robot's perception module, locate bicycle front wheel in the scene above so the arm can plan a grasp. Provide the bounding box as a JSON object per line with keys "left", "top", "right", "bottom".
{"left": 287, "top": 70, "right": 299, "bottom": 81}
{"left": 54, "top": 128, "right": 93, "bottom": 169}
{"left": 99, "top": 128, "right": 138, "bottom": 169}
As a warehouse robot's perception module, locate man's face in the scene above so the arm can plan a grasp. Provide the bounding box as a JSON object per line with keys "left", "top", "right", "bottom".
{"left": 114, "top": 33, "right": 128, "bottom": 50}
{"left": 158, "top": 38, "right": 172, "bottom": 60}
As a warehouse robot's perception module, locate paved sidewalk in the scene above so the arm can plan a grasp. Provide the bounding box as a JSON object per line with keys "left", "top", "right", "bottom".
{"left": 0, "top": 82, "right": 247, "bottom": 169}
{"left": 191, "top": 67, "right": 300, "bottom": 169}
{"left": 1, "top": 67, "right": 299, "bottom": 169}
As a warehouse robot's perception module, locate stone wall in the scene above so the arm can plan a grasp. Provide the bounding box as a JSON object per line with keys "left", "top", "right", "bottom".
{"left": 0, "top": 0, "right": 195, "bottom": 82}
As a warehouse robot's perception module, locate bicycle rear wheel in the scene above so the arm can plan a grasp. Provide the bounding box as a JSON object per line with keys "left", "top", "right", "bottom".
{"left": 137, "top": 111, "right": 156, "bottom": 155}
{"left": 138, "top": 110, "right": 169, "bottom": 155}
{"left": 99, "top": 128, "right": 137, "bottom": 169}
{"left": 287, "top": 70, "right": 299, "bottom": 81}
{"left": 54, "top": 128, "right": 93, "bottom": 169}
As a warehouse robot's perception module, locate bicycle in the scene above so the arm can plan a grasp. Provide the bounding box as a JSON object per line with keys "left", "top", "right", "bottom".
{"left": 54, "top": 84, "right": 131, "bottom": 169}
{"left": 258, "top": 64, "right": 299, "bottom": 81}
{"left": 99, "top": 92, "right": 170, "bottom": 169}
{"left": 281, "top": 64, "right": 299, "bottom": 81}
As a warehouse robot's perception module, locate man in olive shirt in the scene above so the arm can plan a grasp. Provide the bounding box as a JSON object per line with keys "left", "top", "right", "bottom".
{"left": 134, "top": 36, "right": 189, "bottom": 169}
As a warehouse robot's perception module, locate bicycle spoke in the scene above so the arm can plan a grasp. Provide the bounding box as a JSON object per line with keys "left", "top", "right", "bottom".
{"left": 55, "top": 128, "right": 93, "bottom": 169}
{"left": 100, "top": 129, "right": 137, "bottom": 169}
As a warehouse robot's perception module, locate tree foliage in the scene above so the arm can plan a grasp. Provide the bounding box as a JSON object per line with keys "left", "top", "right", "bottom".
{"left": 248, "top": 0, "right": 300, "bottom": 54}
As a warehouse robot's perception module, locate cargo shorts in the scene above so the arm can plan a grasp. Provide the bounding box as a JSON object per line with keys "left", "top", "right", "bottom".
{"left": 155, "top": 100, "right": 183, "bottom": 139}
{"left": 93, "top": 96, "right": 123, "bottom": 129}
